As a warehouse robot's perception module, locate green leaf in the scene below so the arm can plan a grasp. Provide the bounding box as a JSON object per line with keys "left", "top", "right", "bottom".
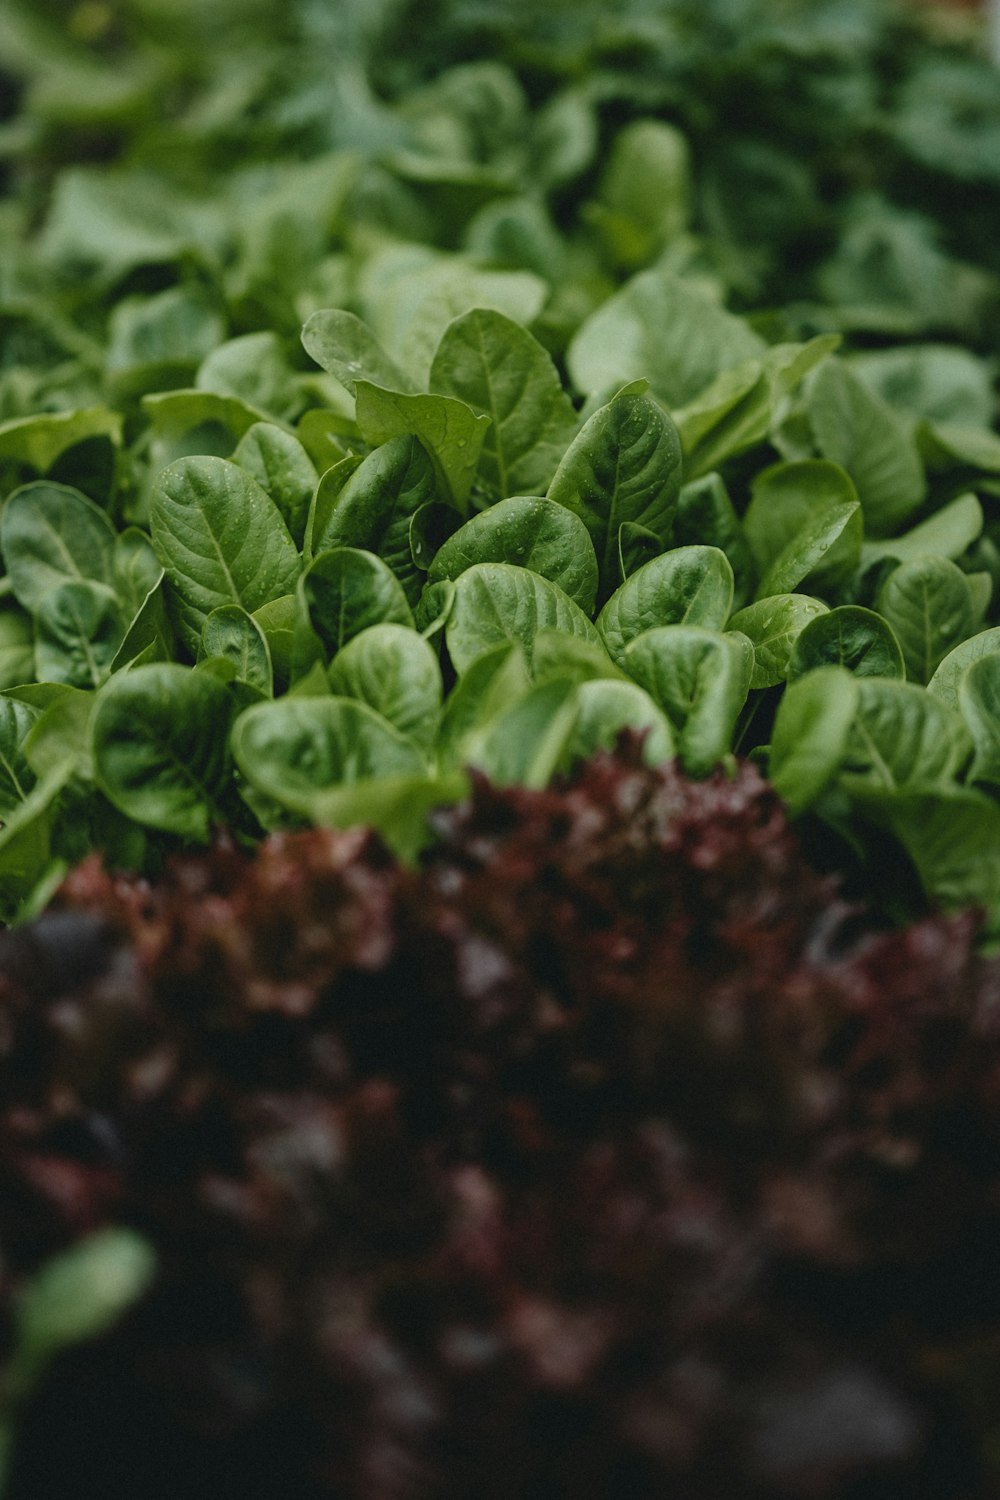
{"left": 787, "top": 606, "right": 905, "bottom": 680}
{"left": 301, "top": 308, "right": 415, "bottom": 395}
{"left": 564, "top": 678, "right": 675, "bottom": 767}
{"left": 250, "top": 595, "right": 298, "bottom": 691}
{"left": 674, "top": 472, "right": 754, "bottom": 609}
{"left": 0, "top": 605, "right": 36, "bottom": 691}
{"left": 876, "top": 555, "right": 976, "bottom": 683}
{"left": 727, "top": 595, "right": 829, "bottom": 689}
{"left": 327, "top": 623, "right": 442, "bottom": 750}
{"left": 623, "top": 625, "right": 754, "bottom": 777}
{"left": 588, "top": 119, "right": 690, "bottom": 268}
{"left": 150, "top": 455, "right": 301, "bottom": 654}
{"left": 859, "top": 785, "right": 1000, "bottom": 929}
{"left": 436, "top": 640, "right": 532, "bottom": 770}
{"left": 429, "top": 308, "right": 578, "bottom": 500}
{"left": 444, "top": 562, "right": 601, "bottom": 674}
{"left": 566, "top": 268, "right": 765, "bottom": 406}
{"left": 531, "top": 630, "right": 623, "bottom": 685}
{"left": 426, "top": 495, "right": 598, "bottom": 614}
{"left": 0, "top": 764, "right": 78, "bottom": 924}
{"left": 302, "top": 548, "right": 414, "bottom": 660}
{"left": 461, "top": 677, "right": 580, "bottom": 788}
{"left": 672, "top": 363, "right": 772, "bottom": 479}
{"left": 307, "top": 771, "right": 469, "bottom": 862}
{"left": 958, "top": 654, "right": 1000, "bottom": 785}
{"left": 113, "top": 528, "right": 163, "bottom": 619}
{"left": 744, "top": 460, "right": 862, "bottom": 597}
{"left": 231, "top": 696, "right": 426, "bottom": 815}
{"left": 91, "top": 664, "right": 236, "bottom": 840}
{"left": 354, "top": 381, "right": 489, "bottom": 510}
{"left": 769, "top": 665, "right": 860, "bottom": 815}
{"left": 0, "top": 697, "right": 38, "bottom": 819}
{"left": 23, "top": 690, "right": 94, "bottom": 781}
{"left": 200, "top": 606, "right": 273, "bottom": 696}
{"left": 597, "top": 546, "right": 734, "bottom": 669}
{"left": 0, "top": 408, "right": 122, "bottom": 475}
{"left": 546, "top": 393, "right": 682, "bottom": 598}
{"left": 8, "top": 1228, "right": 157, "bottom": 1402}
{"left": 840, "top": 678, "right": 971, "bottom": 792}
{"left": 928, "top": 628, "right": 1000, "bottom": 708}
{"left": 310, "top": 436, "right": 438, "bottom": 603}
{"left": 861, "top": 491, "right": 983, "bottom": 566}
{"left": 232, "top": 422, "right": 319, "bottom": 550}
{"left": 1, "top": 481, "right": 116, "bottom": 612}
{"left": 34, "top": 580, "right": 126, "bottom": 689}
{"left": 110, "top": 581, "right": 173, "bottom": 674}
{"left": 808, "top": 359, "right": 926, "bottom": 536}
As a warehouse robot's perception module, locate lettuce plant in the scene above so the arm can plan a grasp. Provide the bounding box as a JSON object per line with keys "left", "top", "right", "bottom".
{"left": 1, "top": 744, "right": 999, "bottom": 1497}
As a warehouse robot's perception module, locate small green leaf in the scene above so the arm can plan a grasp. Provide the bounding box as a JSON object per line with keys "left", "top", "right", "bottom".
{"left": 787, "top": 606, "right": 905, "bottom": 680}
{"left": 564, "top": 678, "right": 675, "bottom": 766}
{"left": 92, "top": 664, "right": 236, "bottom": 840}
{"left": 623, "top": 625, "right": 753, "bottom": 777}
{"left": 150, "top": 455, "right": 300, "bottom": 654}
{"left": 547, "top": 393, "right": 682, "bottom": 598}
{"left": 1, "top": 481, "right": 116, "bottom": 612}
{"left": 445, "top": 562, "right": 601, "bottom": 674}
{"left": 232, "top": 422, "right": 319, "bottom": 549}
{"left": 597, "top": 546, "right": 734, "bottom": 668}
{"left": 727, "top": 595, "right": 829, "bottom": 688}
{"left": 302, "top": 548, "right": 414, "bottom": 660}
{"left": 958, "top": 654, "right": 1000, "bottom": 785}
{"left": 354, "top": 381, "right": 490, "bottom": 510}
{"left": 200, "top": 606, "right": 273, "bottom": 696}
{"left": 232, "top": 696, "right": 426, "bottom": 814}
{"left": 928, "top": 628, "right": 1000, "bottom": 708}
{"left": 876, "top": 555, "right": 976, "bottom": 683}
{"left": 808, "top": 359, "right": 926, "bottom": 536}
{"left": 34, "top": 580, "right": 127, "bottom": 689}
{"left": 769, "top": 666, "right": 860, "bottom": 815}
{"left": 301, "top": 308, "right": 415, "bottom": 395}
{"left": 839, "top": 678, "right": 971, "bottom": 792}
{"left": 427, "top": 495, "right": 598, "bottom": 614}
{"left": 327, "top": 624, "right": 443, "bottom": 750}
{"left": 429, "top": 308, "right": 578, "bottom": 500}
{"left": 0, "top": 697, "right": 38, "bottom": 818}
{"left": 743, "top": 460, "right": 862, "bottom": 598}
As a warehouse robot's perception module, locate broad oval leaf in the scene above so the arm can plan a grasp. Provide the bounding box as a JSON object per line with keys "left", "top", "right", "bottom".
{"left": 787, "top": 606, "right": 905, "bottom": 681}
{"left": 876, "top": 555, "right": 976, "bottom": 683}
{"left": 91, "top": 664, "right": 236, "bottom": 840}
{"left": 808, "top": 359, "right": 926, "bottom": 537}
{"left": 565, "top": 678, "right": 675, "bottom": 767}
{"left": 302, "top": 548, "right": 414, "bottom": 661}
{"left": 566, "top": 267, "right": 765, "bottom": 406}
{"left": 445, "top": 562, "right": 601, "bottom": 674}
{"left": 623, "top": 625, "right": 754, "bottom": 777}
{"left": 427, "top": 496, "right": 598, "bottom": 614}
{"left": 232, "top": 422, "right": 318, "bottom": 549}
{"left": 354, "top": 382, "right": 490, "bottom": 511}
{"left": 310, "top": 435, "right": 438, "bottom": 603}
{"left": 769, "top": 666, "right": 860, "bottom": 815}
{"left": 1, "top": 482, "right": 116, "bottom": 612}
{"left": 597, "top": 545, "right": 734, "bottom": 668}
{"left": 840, "top": 677, "right": 972, "bottom": 792}
{"left": 150, "top": 455, "right": 300, "bottom": 654}
{"left": 34, "top": 580, "right": 127, "bottom": 689}
{"left": 727, "top": 595, "right": 829, "bottom": 689}
{"left": 327, "top": 623, "right": 443, "bottom": 750}
{"left": 200, "top": 605, "right": 273, "bottom": 696}
{"left": 231, "top": 696, "right": 426, "bottom": 814}
{"left": 0, "top": 697, "right": 38, "bottom": 819}
{"left": 429, "top": 308, "right": 578, "bottom": 500}
{"left": 461, "top": 677, "right": 581, "bottom": 789}
{"left": 959, "top": 654, "right": 1000, "bottom": 785}
{"left": 928, "top": 627, "right": 1000, "bottom": 708}
{"left": 546, "top": 392, "right": 683, "bottom": 597}
{"left": 301, "top": 308, "right": 415, "bottom": 395}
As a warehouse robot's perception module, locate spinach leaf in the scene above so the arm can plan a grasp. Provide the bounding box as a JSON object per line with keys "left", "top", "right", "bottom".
{"left": 327, "top": 623, "right": 442, "bottom": 750}
{"left": 623, "top": 625, "right": 754, "bottom": 777}
{"left": 429, "top": 308, "right": 578, "bottom": 500}
{"left": 728, "top": 595, "right": 829, "bottom": 689}
{"left": 444, "top": 563, "right": 601, "bottom": 674}
{"left": 427, "top": 496, "right": 598, "bottom": 614}
{"left": 91, "top": 664, "right": 237, "bottom": 840}
{"left": 546, "top": 393, "right": 683, "bottom": 599}
{"left": 596, "top": 546, "right": 734, "bottom": 669}
{"left": 787, "top": 606, "right": 905, "bottom": 681}
{"left": 302, "top": 548, "right": 414, "bottom": 660}
{"left": 876, "top": 556, "right": 976, "bottom": 683}
{"left": 150, "top": 456, "right": 300, "bottom": 654}
{"left": 1, "top": 482, "right": 117, "bottom": 612}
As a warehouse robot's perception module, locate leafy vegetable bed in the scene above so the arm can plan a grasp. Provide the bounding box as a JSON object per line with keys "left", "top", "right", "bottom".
{"left": 4, "top": 0, "right": 1000, "bottom": 1491}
